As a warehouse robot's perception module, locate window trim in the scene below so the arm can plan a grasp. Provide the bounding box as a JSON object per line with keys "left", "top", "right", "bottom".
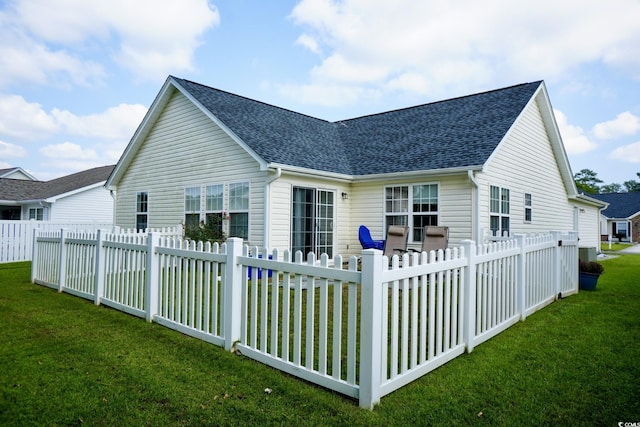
{"left": 29, "top": 207, "right": 44, "bottom": 221}
{"left": 489, "top": 185, "right": 510, "bottom": 237}
{"left": 228, "top": 181, "right": 250, "bottom": 239}
{"left": 136, "top": 191, "right": 149, "bottom": 231}
{"left": 384, "top": 183, "right": 440, "bottom": 242}
{"left": 184, "top": 185, "right": 201, "bottom": 228}
{"left": 524, "top": 193, "right": 532, "bottom": 223}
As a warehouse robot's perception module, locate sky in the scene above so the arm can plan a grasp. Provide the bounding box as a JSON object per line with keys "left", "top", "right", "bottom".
{"left": 0, "top": 0, "right": 639, "bottom": 187}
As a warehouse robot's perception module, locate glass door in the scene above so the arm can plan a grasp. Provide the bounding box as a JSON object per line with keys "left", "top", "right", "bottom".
{"left": 291, "top": 187, "right": 334, "bottom": 258}
{"left": 315, "top": 190, "right": 334, "bottom": 258}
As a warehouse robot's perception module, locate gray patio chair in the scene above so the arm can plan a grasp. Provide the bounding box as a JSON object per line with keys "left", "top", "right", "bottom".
{"left": 418, "top": 226, "right": 449, "bottom": 254}
{"left": 383, "top": 225, "right": 409, "bottom": 259}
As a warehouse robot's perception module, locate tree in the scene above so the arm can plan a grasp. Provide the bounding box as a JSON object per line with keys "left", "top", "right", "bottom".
{"left": 600, "top": 183, "right": 622, "bottom": 193}
{"left": 573, "top": 168, "right": 602, "bottom": 194}
{"left": 623, "top": 172, "right": 640, "bottom": 192}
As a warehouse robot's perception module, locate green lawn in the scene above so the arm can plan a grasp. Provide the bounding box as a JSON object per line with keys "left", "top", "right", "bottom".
{"left": 1, "top": 258, "right": 639, "bottom": 425}
{"left": 601, "top": 242, "right": 634, "bottom": 252}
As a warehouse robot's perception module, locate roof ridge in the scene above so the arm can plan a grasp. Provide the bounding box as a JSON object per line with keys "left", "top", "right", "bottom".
{"left": 172, "top": 76, "right": 332, "bottom": 124}
{"left": 339, "top": 81, "right": 543, "bottom": 123}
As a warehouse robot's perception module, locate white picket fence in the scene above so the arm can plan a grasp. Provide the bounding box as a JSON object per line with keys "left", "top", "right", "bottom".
{"left": 0, "top": 220, "right": 114, "bottom": 263}
{"left": 30, "top": 229, "right": 578, "bottom": 409}
{"left": 0, "top": 220, "right": 183, "bottom": 263}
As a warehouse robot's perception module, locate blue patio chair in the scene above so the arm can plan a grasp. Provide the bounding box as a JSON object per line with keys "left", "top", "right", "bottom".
{"left": 358, "top": 225, "right": 385, "bottom": 250}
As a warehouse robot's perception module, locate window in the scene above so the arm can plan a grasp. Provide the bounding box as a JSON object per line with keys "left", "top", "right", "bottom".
{"left": 524, "top": 193, "right": 532, "bottom": 222}
{"left": 490, "top": 185, "right": 510, "bottom": 236}
{"left": 385, "top": 184, "right": 439, "bottom": 241}
{"left": 184, "top": 186, "right": 201, "bottom": 227}
{"left": 29, "top": 207, "right": 43, "bottom": 221}
{"left": 614, "top": 221, "right": 628, "bottom": 240}
{"left": 291, "top": 187, "right": 334, "bottom": 257}
{"left": 228, "top": 182, "right": 249, "bottom": 239}
{"left": 136, "top": 192, "right": 148, "bottom": 231}
{"left": 183, "top": 182, "right": 250, "bottom": 240}
{"left": 205, "top": 184, "right": 224, "bottom": 238}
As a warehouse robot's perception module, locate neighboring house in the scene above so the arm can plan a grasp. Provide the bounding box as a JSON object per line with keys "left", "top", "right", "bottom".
{"left": 106, "top": 76, "right": 603, "bottom": 257}
{"left": 0, "top": 167, "right": 38, "bottom": 181}
{"left": 590, "top": 192, "right": 640, "bottom": 243}
{"left": 0, "top": 165, "right": 115, "bottom": 222}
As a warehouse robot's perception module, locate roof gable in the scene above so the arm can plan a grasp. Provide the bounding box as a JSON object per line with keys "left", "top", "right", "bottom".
{"left": 0, "top": 167, "right": 37, "bottom": 180}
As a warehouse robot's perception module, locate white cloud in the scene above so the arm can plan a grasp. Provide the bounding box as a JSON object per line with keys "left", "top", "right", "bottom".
{"left": 39, "top": 141, "right": 98, "bottom": 160}
{"left": 296, "top": 34, "right": 321, "bottom": 54}
{"left": 0, "top": 140, "right": 27, "bottom": 158}
{"left": 592, "top": 111, "right": 640, "bottom": 140}
{"left": 0, "top": 0, "right": 220, "bottom": 86}
{"left": 0, "top": 95, "right": 145, "bottom": 143}
{"left": 38, "top": 141, "right": 104, "bottom": 172}
{"left": 610, "top": 141, "right": 640, "bottom": 163}
{"left": 0, "top": 26, "right": 105, "bottom": 88}
{"left": 52, "top": 103, "right": 147, "bottom": 141}
{"left": 287, "top": 0, "right": 640, "bottom": 104}
{"left": 0, "top": 95, "right": 58, "bottom": 139}
{"left": 554, "top": 109, "right": 597, "bottom": 154}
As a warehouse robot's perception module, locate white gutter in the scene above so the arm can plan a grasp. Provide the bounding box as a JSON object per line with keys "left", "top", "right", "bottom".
{"left": 468, "top": 170, "right": 480, "bottom": 242}
{"left": 263, "top": 167, "right": 282, "bottom": 249}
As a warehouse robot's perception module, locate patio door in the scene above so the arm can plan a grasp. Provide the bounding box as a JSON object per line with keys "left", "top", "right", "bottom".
{"left": 291, "top": 187, "right": 334, "bottom": 258}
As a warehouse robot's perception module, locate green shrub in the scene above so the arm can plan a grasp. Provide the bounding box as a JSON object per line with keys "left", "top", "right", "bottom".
{"left": 579, "top": 259, "right": 604, "bottom": 274}
{"left": 183, "top": 216, "right": 226, "bottom": 244}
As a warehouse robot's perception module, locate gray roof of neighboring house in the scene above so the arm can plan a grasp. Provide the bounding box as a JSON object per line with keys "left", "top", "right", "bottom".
{"left": 590, "top": 192, "right": 640, "bottom": 219}
{"left": 173, "top": 77, "right": 542, "bottom": 176}
{"left": 0, "top": 165, "right": 114, "bottom": 202}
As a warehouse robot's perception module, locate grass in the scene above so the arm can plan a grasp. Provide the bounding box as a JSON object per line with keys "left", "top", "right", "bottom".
{"left": 601, "top": 242, "right": 634, "bottom": 252}
{"left": 1, "top": 258, "right": 639, "bottom": 425}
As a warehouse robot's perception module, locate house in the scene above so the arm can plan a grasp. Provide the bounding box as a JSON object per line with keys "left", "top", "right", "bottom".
{"left": 0, "top": 165, "right": 115, "bottom": 222}
{"left": 106, "top": 76, "right": 604, "bottom": 257}
{"left": 590, "top": 192, "right": 640, "bottom": 243}
{"left": 0, "top": 167, "right": 37, "bottom": 181}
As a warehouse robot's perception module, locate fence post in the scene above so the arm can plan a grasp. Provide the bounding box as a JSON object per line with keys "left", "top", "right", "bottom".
{"left": 30, "top": 228, "right": 39, "bottom": 283}
{"left": 145, "top": 232, "right": 160, "bottom": 322}
{"left": 94, "top": 229, "right": 106, "bottom": 306}
{"left": 515, "top": 234, "right": 527, "bottom": 320}
{"left": 359, "top": 248, "right": 383, "bottom": 409}
{"left": 57, "top": 228, "right": 68, "bottom": 293}
{"left": 461, "top": 240, "right": 477, "bottom": 353}
{"left": 551, "top": 231, "right": 561, "bottom": 298}
{"left": 224, "top": 237, "right": 243, "bottom": 351}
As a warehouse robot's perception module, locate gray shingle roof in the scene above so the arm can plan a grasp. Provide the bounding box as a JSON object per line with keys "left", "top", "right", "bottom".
{"left": 173, "top": 77, "right": 542, "bottom": 176}
{"left": 0, "top": 165, "right": 114, "bottom": 201}
{"left": 590, "top": 192, "right": 640, "bottom": 218}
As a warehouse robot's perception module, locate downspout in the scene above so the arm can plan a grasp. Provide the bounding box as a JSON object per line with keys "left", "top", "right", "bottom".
{"left": 263, "top": 168, "right": 282, "bottom": 249}
{"left": 110, "top": 190, "right": 116, "bottom": 226}
{"left": 468, "top": 170, "right": 480, "bottom": 243}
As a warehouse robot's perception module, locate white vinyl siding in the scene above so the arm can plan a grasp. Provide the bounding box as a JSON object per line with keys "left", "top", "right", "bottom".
{"left": 577, "top": 203, "right": 601, "bottom": 248}
{"left": 115, "top": 89, "right": 265, "bottom": 244}
{"left": 478, "top": 97, "right": 575, "bottom": 236}
{"left": 48, "top": 185, "right": 114, "bottom": 223}
{"left": 351, "top": 175, "right": 471, "bottom": 255}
